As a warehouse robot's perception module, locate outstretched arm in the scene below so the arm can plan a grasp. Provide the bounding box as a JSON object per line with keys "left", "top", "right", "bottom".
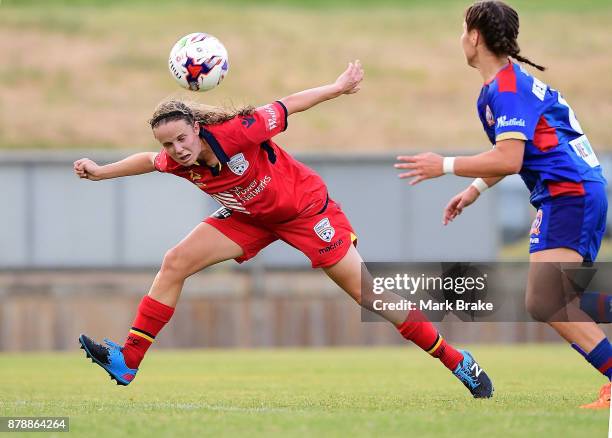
{"left": 74, "top": 152, "right": 157, "bottom": 181}
{"left": 280, "top": 60, "right": 364, "bottom": 116}
{"left": 395, "top": 139, "right": 524, "bottom": 185}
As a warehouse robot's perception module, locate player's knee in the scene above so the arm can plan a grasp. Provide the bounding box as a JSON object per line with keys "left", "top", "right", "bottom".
{"left": 525, "top": 291, "right": 550, "bottom": 322}
{"left": 160, "top": 246, "right": 192, "bottom": 280}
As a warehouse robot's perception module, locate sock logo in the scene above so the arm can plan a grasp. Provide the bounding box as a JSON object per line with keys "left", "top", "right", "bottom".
{"left": 471, "top": 362, "right": 483, "bottom": 377}
{"left": 126, "top": 335, "right": 140, "bottom": 346}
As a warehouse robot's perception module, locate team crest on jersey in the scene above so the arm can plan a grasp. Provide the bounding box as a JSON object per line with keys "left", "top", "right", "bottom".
{"left": 314, "top": 218, "right": 335, "bottom": 242}
{"left": 530, "top": 209, "right": 543, "bottom": 236}
{"left": 485, "top": 105, "right": 495, "bottom": 127}
{"left": 228, "top": 153, "right": 249, "bottom": 176}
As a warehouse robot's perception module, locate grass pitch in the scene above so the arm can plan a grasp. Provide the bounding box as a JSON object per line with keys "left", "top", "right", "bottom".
{"left": 0, "top": 345, "right": 608, "bottom": 437}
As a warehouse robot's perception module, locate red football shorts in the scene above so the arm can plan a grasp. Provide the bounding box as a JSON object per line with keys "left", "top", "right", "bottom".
{"left": 204, "top": 198, "right": 357, "bottom": 268}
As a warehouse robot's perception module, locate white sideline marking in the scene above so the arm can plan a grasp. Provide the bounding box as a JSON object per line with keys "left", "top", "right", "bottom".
{"left": 147, "top": 402, "right": 288, "bottom": 413}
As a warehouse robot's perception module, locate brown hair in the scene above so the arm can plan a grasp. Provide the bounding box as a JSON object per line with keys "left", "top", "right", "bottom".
{"left": 465, "top": 0, "right": 545, "bottom": 71}
{"left": 149, "top": 100, "right": 255, "bottom": 129}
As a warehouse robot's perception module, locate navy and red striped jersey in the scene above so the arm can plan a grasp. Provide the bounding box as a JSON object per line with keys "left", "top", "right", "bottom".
{"left": 154, "top": 101, "right": 328, "bottom": 222}
{"left": 477, "top": 61, "right": 606, "bottom": 205}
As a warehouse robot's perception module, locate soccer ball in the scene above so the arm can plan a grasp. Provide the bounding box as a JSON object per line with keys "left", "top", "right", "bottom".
{"left": 168, "top": 32, "right": 229, "bottom": 92}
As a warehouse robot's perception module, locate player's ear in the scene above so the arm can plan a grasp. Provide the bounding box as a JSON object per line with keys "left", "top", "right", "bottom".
{"left": 193, "top": 120, "right": 200, "bottom": 133}
{"left": 471, "top": 29, "right": 480, "bottom": 48}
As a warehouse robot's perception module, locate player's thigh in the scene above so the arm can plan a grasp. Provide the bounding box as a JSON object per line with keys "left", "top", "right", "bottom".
{"left": 323, "top": 244, "right": 364, "bottom": 303}
{"left": 167, "top": 222, "right": 244, "bottom": 276}
{"left": 529, "top": 247, "right": 583, "bottom": 263}
{"left": 525, "top": 248, "right": 583, "bottom": 320}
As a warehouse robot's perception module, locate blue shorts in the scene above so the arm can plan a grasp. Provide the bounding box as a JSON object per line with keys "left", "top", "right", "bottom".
{"left": 529, "top": 181, "right": 608, "bottom": 262}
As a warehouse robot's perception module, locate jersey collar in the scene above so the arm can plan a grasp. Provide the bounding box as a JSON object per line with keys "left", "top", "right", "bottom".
{"left": 199, "top": 127, "right": 230, "bottom": 165}
{"left": 483, "top": 59, "right": 513, "bottom": 86}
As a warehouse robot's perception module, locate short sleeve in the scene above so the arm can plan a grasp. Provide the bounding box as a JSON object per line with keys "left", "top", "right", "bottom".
{"left": 491, "top": 92, "right": 538, "bottom": 143}
{"left": 154, "top": 150, "right": 168, "bottom": 172}
{"left": 239, "top": 101, "right": 288, "bottom": 144}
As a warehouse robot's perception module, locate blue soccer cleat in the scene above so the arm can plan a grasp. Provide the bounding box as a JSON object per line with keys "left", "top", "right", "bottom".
{"left": 78, "top": 334, "right": 137, "bottom": 386}
{"left": 452, "top": 349, "right": 494, "bottom": 398}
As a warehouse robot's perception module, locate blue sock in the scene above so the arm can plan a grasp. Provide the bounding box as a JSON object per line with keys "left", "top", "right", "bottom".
{"left": 571, "top": 342, "right": 587, "bottom": 358}
{"left": 579, "top": 292, "right": 612, "bottom": 323}
{"left": 582, "top": 338, "right": 612, "bottom": 380}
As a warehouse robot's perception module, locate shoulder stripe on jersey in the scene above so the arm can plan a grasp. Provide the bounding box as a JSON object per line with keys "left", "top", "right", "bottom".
{"left": 496, "top": 131, "right": 527, "bottom": 142}
{"left": 496, "top": 62, "right": 517, "bottom": 93}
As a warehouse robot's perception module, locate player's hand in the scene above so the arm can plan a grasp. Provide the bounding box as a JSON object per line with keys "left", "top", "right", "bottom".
{"left": 442, "top": 186, "right": 480, "bottom": 225}
{"left": 74, "top": 158, "right": 103, "bottom": 181}
{"left": 395, "top": 152, "right": 444, "bottom": 185}
{"left": 334, "top": 60, "right": 364, "bottom": 95}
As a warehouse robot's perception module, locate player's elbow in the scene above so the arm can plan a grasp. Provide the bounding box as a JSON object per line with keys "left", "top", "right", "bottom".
{"left": 503, "top": 160, "right": 522, "bottom": 175}
{"left": 496, "top": 155, "right": 522, "bottom": 175}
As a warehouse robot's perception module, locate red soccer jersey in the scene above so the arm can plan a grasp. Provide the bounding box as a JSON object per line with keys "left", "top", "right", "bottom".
{"left": 154, "top": 101, "right": 328, "bottom": 222}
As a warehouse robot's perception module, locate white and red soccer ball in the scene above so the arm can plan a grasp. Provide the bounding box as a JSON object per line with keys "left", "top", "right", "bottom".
{"left": 168, "top": 32, "right": 229, "bottom": 92}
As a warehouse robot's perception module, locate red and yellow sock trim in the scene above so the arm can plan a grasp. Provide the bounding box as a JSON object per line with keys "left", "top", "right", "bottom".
{"left": 426, "top": 333, "right": 444, "bottom": 355}
{"left": 129, "top": 327, "right": 155, "bottom": 343}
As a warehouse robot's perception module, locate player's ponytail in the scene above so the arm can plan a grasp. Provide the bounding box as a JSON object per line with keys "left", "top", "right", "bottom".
{"left": 465, "top": 0, "right": 546, "bottom": 71}
{"left": 149, "top": 99, "right": 254, "bottom": 129}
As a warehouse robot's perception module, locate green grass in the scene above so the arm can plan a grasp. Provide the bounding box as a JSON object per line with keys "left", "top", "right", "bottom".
{"left": 0, "top": 345, "right": 608, "bottom": 437}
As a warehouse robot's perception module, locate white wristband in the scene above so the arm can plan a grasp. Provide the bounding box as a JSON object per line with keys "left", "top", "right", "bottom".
{"left": 471, "top": 178, "right": 489, "bottom": 194}
{"left": 442, "top": 157, "right": 456, "bottom": 174}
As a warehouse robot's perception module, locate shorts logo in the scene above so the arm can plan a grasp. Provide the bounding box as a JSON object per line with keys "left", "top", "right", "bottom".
{"left": 485, "top": 105, "right": 495, "bottom": 127}
{"left": 314, "top": 217, "right": 335, "bottom": 242}
{"left": 318, "top": 239, "right": 344, "bottom": 255}
{"left": 211, "top": 207, "right": 233, "bottom": 219}
{"left": 228, "top": 153, "right": 249, "bottom": 176}
{"left": 530, "top": 209, "right": 543, "bottom": 236}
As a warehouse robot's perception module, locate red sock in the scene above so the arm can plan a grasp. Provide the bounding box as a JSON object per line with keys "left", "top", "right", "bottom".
{"left": 122, "top": 295, "right": 175, "bottom": 369}
{"left": 396, "top": 310, "right": 463, "bottom": 371}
